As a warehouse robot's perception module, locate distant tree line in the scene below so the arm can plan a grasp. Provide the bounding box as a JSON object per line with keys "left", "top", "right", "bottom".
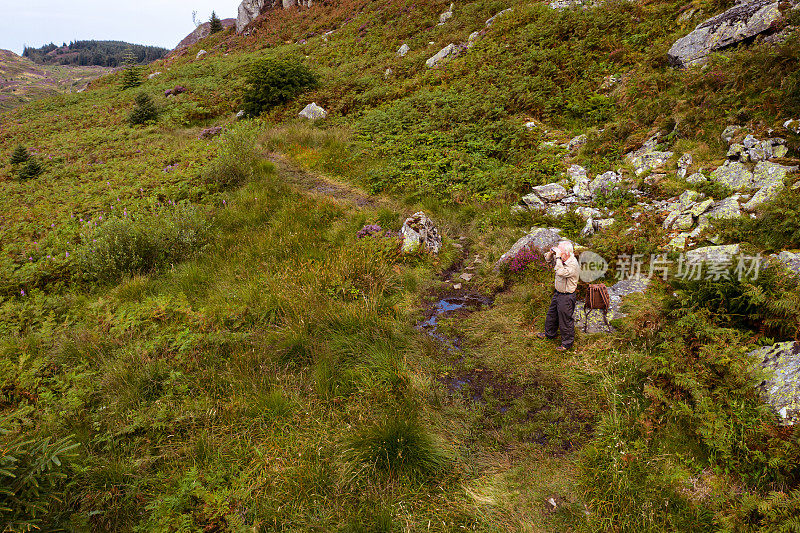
{"left": 22, "top": 41, "right": 168, "bottom": 68}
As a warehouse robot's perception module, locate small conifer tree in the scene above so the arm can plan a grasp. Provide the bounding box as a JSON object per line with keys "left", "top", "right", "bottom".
{"left": 209, "top": 11, "right": 223, "bottom": 34}
{"left": 10, "top": 145, "right": 29, "bottom": 166}
{"left": 120, "top": 49, "right": 141, "bottom": 90}
{"left": 128, "top": 93, "right": 158, "bottom": 125}
{"left": 18, "top": 158, "right": 43, "bottom": 180}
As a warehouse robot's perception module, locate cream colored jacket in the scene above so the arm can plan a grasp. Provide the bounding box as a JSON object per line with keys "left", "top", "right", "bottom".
{"left": 548, "top": 253, "right": 580, "bottom": 293}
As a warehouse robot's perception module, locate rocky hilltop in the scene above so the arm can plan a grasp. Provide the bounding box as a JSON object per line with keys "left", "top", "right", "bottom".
{"left": 173, "top": 18, "right": 237, "bottom": 52}
{"left": 236, "top": 0, "right": 314, "bottom": 32}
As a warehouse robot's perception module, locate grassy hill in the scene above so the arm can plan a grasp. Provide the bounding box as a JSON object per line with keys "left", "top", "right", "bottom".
{"left": 1, "top": 0, "right": 800, "bottom": 531}
{"left": 0, "top": 49, "right": 111, "bottom": 110}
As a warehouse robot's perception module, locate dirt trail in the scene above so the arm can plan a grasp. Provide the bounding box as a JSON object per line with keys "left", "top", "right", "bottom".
{"left": 265, "top": 152, "right": 377, "bottom": 208}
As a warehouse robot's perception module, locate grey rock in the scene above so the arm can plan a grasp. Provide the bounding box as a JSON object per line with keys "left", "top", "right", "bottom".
{"left": 751, "top": 161, "right": 798, "bottom": 189}
{"left": 546, "top": 204, "right": 569, "bottom": 218}
{"left": 426, "top": 43, "right": 458, "bottom": 68}
{"left": 401, "top": 212, "right": 442, "bottom": 254}
{"left": 589, "top": 171, "right": 620, "bottom": 194}
{"left": 148, "top": 71, "right": 162, "bottom": 79}
{"left": 574, "top": 278, "right": 650, "bottom": 334}
{"left": 438, "top": 3, "right": 454, "bottom": 25}
{"left": 774, "top": 145, "right": 789, "bottom": 158}
{"left": 196, "top": 49, "right": 207, "bottom": 60}
{"left": 690, "top": 198, "right": 715, "bottom": 217}
{"left": 711, "top": 161, "right": 753, "bottom": 189}
{"left": 680, "top": 190, "right": 701, "bottom": 208}
{"left": 237, "top": 0, "right": 313, "bottom": 33}
{"left": 574, "top": 206, "right": 602, "bottom": 220}
{"left": 748, "top": 341, "right": 800, "bottom": 424}
{"left": 784, "top": 119, "right": 800, "bottom": 134}
{"left": 742, "top": 134, "right": 758, "bottom": 149}
{"left": 686, "top": 172, "right": 708, "bottom": 184}
{"left": 568, "top": 134, "right": 587, "bottom": 152}
{"left": 594, "top": 218, "right": 615, "bottom": 231}
{"left": 625, "top": 134, "right": 673, "bottom": 176}
{"left": 384, "top": 68, "right": 393, "bottom": 79}
{"left": 299, "top": 102, "right": 327, "bottom": 120}
{"left": 567, "top": 164, "right": 588, "bottom": 179}
{"left": 686, "top": 243, "right": 741, "bottom": 264}
{"left": 236, "top": 110, "right": 246, "bottom": 120}
{"left": 524, "top": 121, "right": 537, "bottom": 130}
{"left": 531, "top": 183, "right": 569, "bottom": 201}
{"left": 742, "top": 182, "right": 784, "bottom": 211}
{"left": 573, "top": 178, "right": 592, "bottom": 200}
{"left": 495, "top": 227, "right": 563, "bottom": 268}
{"left": 666, "top": 232, "right": 691, "bottom": 251}
{"left": 485, "top": 8, "right": 513, "bottom": 27}
{"left": 667, "top": 0, "right": 782, "bottom": 68}
{"left": 397, "top": 43, "right": 410, "bottom": 56}
{"left": 722, "top": 125, "right": 743, "bottom": 144}
{"left": 581, "top": 218, "right": 595, "bottom": 237}
{"left": 662, "top": 211, "right": 681, "bottom": 229}
{"left": 675, "top": 213, "right": 695, "bottom": 230}
{"left": 727, "top": 143, "right": 746, "bottom": 160}
{"left": 776, "top": 251, "right": 800, "bottom": 275}
{"left": 549, "top": 0, "right": 591, "bottom": 9}
{"left": 707, "top": 195, "right": 742, "bottom": 219}
{"left": 521, "top": 192, "right": 546, "bottom": 210}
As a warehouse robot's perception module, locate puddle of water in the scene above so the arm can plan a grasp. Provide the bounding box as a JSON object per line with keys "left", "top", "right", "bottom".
{"left": 416, "top": 294, "right": 491, "bottom": 352}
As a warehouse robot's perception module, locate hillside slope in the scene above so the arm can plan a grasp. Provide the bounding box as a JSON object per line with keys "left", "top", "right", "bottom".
{"left": 1, "top": 0, "right": 800, "bottom": 531}
{"left": 0, "top": 49, "right": 111, "bottom": 110}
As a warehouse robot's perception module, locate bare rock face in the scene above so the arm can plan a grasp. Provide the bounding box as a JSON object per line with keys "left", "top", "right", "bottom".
{"left": 667, "top": 0, "right": 782, "bottom": 68}
{"left": 236, "top": 0, "right": 313, "bottom": 33}
{"left": 174, "top": 19, "right": 236, "bottom": 52}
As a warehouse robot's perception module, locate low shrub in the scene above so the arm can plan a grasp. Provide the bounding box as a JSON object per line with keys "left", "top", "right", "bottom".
{"left": 9, "top": 145, "right": 28, "bottom": 166}
{"left": 75, "top": 203, "right": 211, "bottom": 283}
{"left": 241, "top": 57, "right": 318, "bottom": 117}
{"left": 17, "top": 158, "right": 43, "bottom": 180}
{"left": 128, "top": 93, "right": 158, "bottom": 126}
{"left": 202, "top": 126, "right": 260, "bottom": 191}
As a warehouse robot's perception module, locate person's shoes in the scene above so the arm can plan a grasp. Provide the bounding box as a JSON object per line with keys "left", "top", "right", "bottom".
{"left": 556, "top": 345, "right": 571, "bottom": 351}
{"left": 536, "top": 332, "right": 555, "bottom": 340}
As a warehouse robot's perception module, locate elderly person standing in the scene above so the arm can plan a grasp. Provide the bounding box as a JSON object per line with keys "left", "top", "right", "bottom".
{"left": 537, "top": 240, "right": 581, "bottom": 351}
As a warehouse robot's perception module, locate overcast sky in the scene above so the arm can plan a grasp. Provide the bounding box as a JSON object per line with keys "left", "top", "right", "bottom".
{"left": 0, "top": 1, "right": 243, "bottom": 55}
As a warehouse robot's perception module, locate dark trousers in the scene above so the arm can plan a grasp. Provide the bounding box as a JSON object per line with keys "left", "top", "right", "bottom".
{"left": 544, "top": 290, "right": 576, "bottom": 348}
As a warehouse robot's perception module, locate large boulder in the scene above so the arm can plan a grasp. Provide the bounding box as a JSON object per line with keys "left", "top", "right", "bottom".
{"left": 401, "top": 212, "right": 442, "bottom": 254}
{"left": 667, "top": 0, "right": 782, "bottom": 68}
{"left": 707, "top": 195, "right": 743, "bottom": 219}
{"left": 299, "top": 102, "right": 327, "bottom": 120}
{"left": 495, "top": 227, "right": 562, "bottom": 268}
{"left": 751, "top": 161, "right": 797, "bottom": 189}
{"left": 775, "top": 251, "right": 800, "bottom": 276}
{"left": 236, "top": 0, "right": 313, "bottom": 33}
{"left": 589, "top": 171, "right": 621, "bottom": 194}
{"left": 749, "top": 341, "right": 800, "bottom": 424}
{"left": 686, "top": 243, "right": 740, "bottom": 264}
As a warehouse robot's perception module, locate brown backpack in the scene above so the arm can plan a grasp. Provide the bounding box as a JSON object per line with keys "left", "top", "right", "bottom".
{"left": 583, "top": 283, "right": 610, "bottom": 332}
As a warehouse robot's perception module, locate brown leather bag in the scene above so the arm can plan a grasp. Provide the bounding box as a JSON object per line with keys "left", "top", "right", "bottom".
{"left": 584, "top": 283, "right": 610, "bottom": 332}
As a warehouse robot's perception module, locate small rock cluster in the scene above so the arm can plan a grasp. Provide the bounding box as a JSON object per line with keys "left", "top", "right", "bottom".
{"left": 748, "top": 341, "right": 800, "bottom": 425}
{"left": 400, "top": 212, "right": 442, "bottom": 254}
{"left": 165, "top": 86, "right": 187, "bottom": 97}
{"left": 425, "top": 8, "right": 513, "bottom": 68}
{"left": 299, "top": 102, "right": 327, "bottom": 120}
{"left": 625, "top": 133, "right": 673, "bottom": 176}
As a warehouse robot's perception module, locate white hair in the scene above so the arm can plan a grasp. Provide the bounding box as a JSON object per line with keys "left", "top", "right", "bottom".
{"left": 558, "top": 240, "right": 574, "bottom": 255}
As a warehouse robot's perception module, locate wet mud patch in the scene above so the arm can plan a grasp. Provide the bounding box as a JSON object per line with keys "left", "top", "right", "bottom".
{"left": 439, "top": 366, "right": 594, "bottom": 453}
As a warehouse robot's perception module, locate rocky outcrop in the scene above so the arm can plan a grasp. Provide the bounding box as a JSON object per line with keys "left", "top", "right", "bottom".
{"left": 625, "top": 134, "right": 674, "bottom": 176}
{"left": 426, "top": 44, "right": 459, "bottom": 68}
{"left": 236, "top": 0, "right": 313, "bottom": 33}
{"left": 667, "top": 0, "right": 782, "bottom": 68}
{"left": 749, "top": 341, "right": 800, "bottom": 424}
{"left": 495, "top": 227, "right": 563, "bottom": 268}
{"left": 401, "top": 212, "right": 442, "bottom": 253}
{"left": 174, "top": 19, "right": 236, "bottom": 52}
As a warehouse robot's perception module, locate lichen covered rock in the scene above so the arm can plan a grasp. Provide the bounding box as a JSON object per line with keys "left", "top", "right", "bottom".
{"left": 400, "top": 212, "right": 442, "bottom": 253}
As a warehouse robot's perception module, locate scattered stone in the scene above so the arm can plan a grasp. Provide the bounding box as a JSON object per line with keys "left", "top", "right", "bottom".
{"left": 749, "top": 341, "right": 800, "bottom": 424}
{"left": 531, "top": 183, "right": 568, "bottom": 201}
{"left": 742, "top": 182, "right": 784, "bottom": 211}
{"left": 722, "top": 125, "right": 743, "bottom": 144}
{"left": 567, "top": 134, "right": 587, "bottom": 152}
{"left": 545, "top": 204, "right": 569, "bottom": 218}
{"left": 675, "top": 213, "right": 694, "bottom": 230}
{"left": 667, "top": 0, "right": 782, "bottom": 68}
{"left": 524, "top": 121, "right": 537, "bottom": 130}
{"left": 690, "top": 198, "right": 714, "bottom": 217}
{"left": 594, "top": 218, "right": 615, "bottom": 231}
{"left": 679, "top": 190, "right": 701, "bottom": 208}
{"left": 573, "top": 178, "right": 592, "bottom": 200}
{"left": 401, "top": 212, "right": 442, "bottom": 254}
{"left": 711, "top": 161, "right": 753, "bottom": 189}
{"left": 164, "top": 85, "right": 187, "bottom": 97}
{"left": 686, "top": 243, "right": 740, "bottom": 264}
{"left": 686, "top": 172, "right": 707, "bottom": 183}
{"left": 567, "top": 164, "right": 587, "bottom": 179}
{"left": 299, "top": 102, "right": 327, "bottom": 120}
{"left": 485, "top": 8, "right": 513, "bottom": 27}
{"left": 784, "top": 119, "right": 800, "bottom": 134}
{"left": 426, "top": 43, "right": 458, "bottom": 68}
{"left": 574, "top": 206, "right": 603, "bottom": 220}
{"left": 459, "top": 272, "right": 473, "bottom": 282}
{"left": 677, "top": 153, "right": 693, "bottom": 179}
{"left": 236, "top": 110, "right": 246, "bottom": 120}
{"left": 707, "top": 195, "right": 742, "bottom": 219}
{"left": 196, "top": 49, "right": 207, "bottom": 60}
{"left": 397, "top": 43, "right": 410, "bottom": 57}
{"left": 549, "top": 0, "right": 591, "bottom": 10}
{"left": 589, "top": 171, "right": 620, "bottom": 194}
{"left": 580, "top": 218, "right": 595, "bottom": 237}
{"left": 776, "top": 251, "right": 800, "bottom": 275}
{"left": 453, "top": 283, "right": 462, "bottom": 290}
{"left": 384, "top": 68, "right": 393, "bottom": 79}
{"left": 148, "top": 71, "right": 162, "bottom": 79}
{"left": 666, "top": 232, "right": 691, "bottom": 251}
{"left": 751, "top": 161, "right": 797, "bottom": 189}
{"left": 439, "top": 3, "right": 454, "bottom": 25}
{"left": 199, "top": 126, "right": 224, "bottom": 139}
{"left": 662, "top": 210, "right": 681, "bottom": 230}
{"left": 625, "top": 134, "right": 674, "bottom": 176}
